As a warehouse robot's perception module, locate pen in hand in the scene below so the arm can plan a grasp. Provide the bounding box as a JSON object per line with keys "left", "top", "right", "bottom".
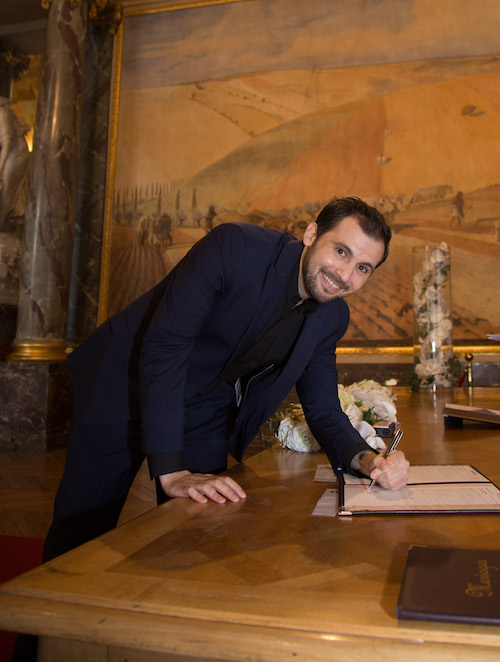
{"left": 367, "top": 428, "right": 404, "bottom": 491}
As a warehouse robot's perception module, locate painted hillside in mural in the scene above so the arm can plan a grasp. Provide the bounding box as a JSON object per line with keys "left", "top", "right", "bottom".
{"left": 111, "top": 52, "right": 500, "bottom": 343}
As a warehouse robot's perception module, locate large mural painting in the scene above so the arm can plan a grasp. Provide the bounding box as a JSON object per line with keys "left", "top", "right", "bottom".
{"left": 104, "top": 0, "right": 500, "bottom": 346}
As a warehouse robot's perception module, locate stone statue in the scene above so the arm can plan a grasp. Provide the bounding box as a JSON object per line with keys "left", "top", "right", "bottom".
{"left": 0, "top": 97, "right": 30, "bottom": 232}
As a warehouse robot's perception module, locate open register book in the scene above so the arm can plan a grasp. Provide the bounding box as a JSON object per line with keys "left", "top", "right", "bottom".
{"left": 338, "top": 464, "right": 500, "bottom": 516}
{"left": 442, "top": 403, "right": 500, "bottom": 426}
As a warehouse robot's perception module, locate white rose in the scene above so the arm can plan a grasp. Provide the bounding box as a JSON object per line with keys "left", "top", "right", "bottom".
{"left": 338, "top": 385, "right": 356, "bottom": 411}
{"left": 415, "top": 357, "right": 448, "bottom": 378}
{"left": 368, "top": 394, "right": 398, "bottom": 422}
{"left": 350, "top": 420, "right": 386, "bottom": 451}
{"left": 277, "top": 418, "right": 320, "bottom": 453}
{"left": 343, "top": 403, "right": 363, "bottom": 422}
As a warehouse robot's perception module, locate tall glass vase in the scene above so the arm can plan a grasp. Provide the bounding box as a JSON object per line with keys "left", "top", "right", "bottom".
{"left": 412, "top": 243, "right": 454, "bottom": 389}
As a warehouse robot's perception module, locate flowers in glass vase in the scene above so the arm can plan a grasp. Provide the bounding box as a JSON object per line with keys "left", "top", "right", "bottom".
{"left": 411, "top": 242, "right": 456, "bottom": 390}
{"left": 276, "top": 379, "right": 397, "bottom": 453}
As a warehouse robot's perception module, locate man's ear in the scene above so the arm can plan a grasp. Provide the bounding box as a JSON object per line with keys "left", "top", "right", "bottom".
{"left": 302, "top": 222, "right": 318, "bottom": 247}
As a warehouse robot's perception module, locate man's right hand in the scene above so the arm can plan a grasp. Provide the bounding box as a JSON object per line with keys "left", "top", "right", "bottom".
{"left": 159, "top": 470, "right": 247, "bottom": 504}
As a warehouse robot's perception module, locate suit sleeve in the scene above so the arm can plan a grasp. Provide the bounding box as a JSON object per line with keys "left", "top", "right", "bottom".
{"left": 138, "top": 224, "right": 247, "bottom": 472}
{"left": 296, "top": 304, "right": 374, "bottom": 472}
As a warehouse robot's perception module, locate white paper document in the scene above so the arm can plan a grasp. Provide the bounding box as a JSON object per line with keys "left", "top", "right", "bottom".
{"left": 338, "top": 464, "right": 500, "bottom": 515}
{"left": 311, "top": 489, "right": 338, "bottom": 517}
{"left": 313, "top": 463, "right": 490, "bottom": 485}
{"left": 312, "top": 464, "right": 500, "bottom": 516}
{"left": 313, "top": 465, "right": 336, "bottom": 482}
{"left": 343, "top": 483, "right": 500, "bottom": 511}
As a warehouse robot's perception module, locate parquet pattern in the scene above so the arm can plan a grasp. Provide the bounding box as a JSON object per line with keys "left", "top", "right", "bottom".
{"left": 1, "top": 387, "right": 496, "bottom": 544}
{"left": 0, "top": 438, "right": 270, "bottom": 541}
{"left": 0, "top": 449, "right": 157, "bottom": 540}
{"left": 1, "top": 388, "right": 499, "bottom": 662}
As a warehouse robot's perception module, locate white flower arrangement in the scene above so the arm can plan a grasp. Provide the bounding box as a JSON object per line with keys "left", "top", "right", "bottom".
{"left": 412, "top": 242, "right": 456, "bottom": 389}
{"left": 276, "top": 379, "right": 397, "bottom": 453}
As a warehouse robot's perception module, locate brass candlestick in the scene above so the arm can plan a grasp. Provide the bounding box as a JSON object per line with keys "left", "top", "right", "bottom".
{"left": 465, "top": 352, "right": 474, "bottom": 387}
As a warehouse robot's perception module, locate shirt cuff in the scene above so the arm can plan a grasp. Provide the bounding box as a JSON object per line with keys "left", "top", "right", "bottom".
{"left": 147, "top": 451, "right": 187, "bottom": 479}
{"left": 341, "top": 442, "right": 378, "bottom": 475}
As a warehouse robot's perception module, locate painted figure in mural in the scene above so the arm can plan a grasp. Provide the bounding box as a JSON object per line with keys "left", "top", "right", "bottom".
{"left": 0, "top": 97, "right": 30, "bottom": 232}
{"left": 450, "top": 191, "right": 464, "bottom": 229}
{"left": 43, "top": 196, "right": 409, "bottom": 563}
{"left": 205, "top": 204, "right": 216, "bottom": 234}
{"left": 157, "top": 212, "right": 173, "bottom": 248}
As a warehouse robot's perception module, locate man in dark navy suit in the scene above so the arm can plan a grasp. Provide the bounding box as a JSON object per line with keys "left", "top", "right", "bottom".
{"left": 44, "top": 196, "right": 409, "bottom": 562}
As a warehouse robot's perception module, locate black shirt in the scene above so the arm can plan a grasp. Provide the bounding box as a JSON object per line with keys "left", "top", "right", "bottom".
{"left": 220, "top": 261, "right": 318, "bottom": 382}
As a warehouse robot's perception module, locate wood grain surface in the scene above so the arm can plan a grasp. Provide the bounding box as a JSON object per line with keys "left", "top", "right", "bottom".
{"left": 1, "top": 387, "right": 499, "bottom": 661}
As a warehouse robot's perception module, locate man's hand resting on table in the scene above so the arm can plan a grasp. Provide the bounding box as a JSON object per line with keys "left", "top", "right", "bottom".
{"left": 352, "top": 450, "right": 410, "bottom": 490}
{"left": 159, "top": 470, "right": 247, "bottom": 504}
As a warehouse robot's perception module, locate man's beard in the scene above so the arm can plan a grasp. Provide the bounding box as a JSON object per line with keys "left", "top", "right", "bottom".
{"left": 301, "top": 250, "right": 349, "bottom": 304}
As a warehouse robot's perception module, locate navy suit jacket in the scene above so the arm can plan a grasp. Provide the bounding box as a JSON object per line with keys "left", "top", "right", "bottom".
{"left": 68, "top": 222, "right": 371, "bottom": 472}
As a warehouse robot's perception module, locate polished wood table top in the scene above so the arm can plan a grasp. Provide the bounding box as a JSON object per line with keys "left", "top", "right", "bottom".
{"left": 1, "top": 387, "right": 500, "bottom": 662}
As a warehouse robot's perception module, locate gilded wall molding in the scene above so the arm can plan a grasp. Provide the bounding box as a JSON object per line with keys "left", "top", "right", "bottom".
{"left": 97, "top": 17, "right": 123, "bottom": 325}
{"left": 121, "top": 0, "right": 251, "bottom": 19}
{"left": 41, "top": 0, "right": 123, "bottom": 30}
{"left": 336, "top": 345, "right": 499, "bottom": 357}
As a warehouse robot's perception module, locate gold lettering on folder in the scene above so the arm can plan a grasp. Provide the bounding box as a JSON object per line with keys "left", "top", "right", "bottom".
{"left": 465, "top": 560, "right": 498, "bottom": 598}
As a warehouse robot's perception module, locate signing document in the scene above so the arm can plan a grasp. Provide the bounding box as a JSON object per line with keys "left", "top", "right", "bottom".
{"left": 312, "top": 465, "right": 500, "bottom": 516}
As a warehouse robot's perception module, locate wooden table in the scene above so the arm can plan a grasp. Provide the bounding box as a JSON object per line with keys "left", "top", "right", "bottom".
{"left": 1, "top": 387, "right": 500, "bottom": 662}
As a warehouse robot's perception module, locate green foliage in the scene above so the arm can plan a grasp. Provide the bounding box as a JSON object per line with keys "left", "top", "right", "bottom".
{"left": 361, "top": 407, "right": 374, "bottom": 425}
{"left": 407, "top": 368, "right": 423, "bottom": 392}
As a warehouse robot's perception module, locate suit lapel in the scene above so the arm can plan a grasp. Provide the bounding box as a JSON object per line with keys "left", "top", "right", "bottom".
{"left": 222, "top": 237, "right": 303, "bottom": 368}
{"left": 270, "top": 305, "right": 327, "bottom": 387}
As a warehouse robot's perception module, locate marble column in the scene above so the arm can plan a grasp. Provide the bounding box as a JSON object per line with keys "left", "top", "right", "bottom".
{"left": 9, "top": 0, "right": 89, "bottom": 361}
{"left": 2, "top": 0, "right": 90, "bottom": 450}
{"left": 67, "top": 18, "right": 115, "bottom": 345}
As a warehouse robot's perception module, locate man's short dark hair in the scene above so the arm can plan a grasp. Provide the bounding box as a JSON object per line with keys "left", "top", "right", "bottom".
{"left": 315, "top": 196, "right": 391, "bottom": 267}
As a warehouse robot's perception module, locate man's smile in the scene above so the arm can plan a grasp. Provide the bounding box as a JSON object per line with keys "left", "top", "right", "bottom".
{"left": 320, "top": 270, "right": 348, "bottom": 294}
